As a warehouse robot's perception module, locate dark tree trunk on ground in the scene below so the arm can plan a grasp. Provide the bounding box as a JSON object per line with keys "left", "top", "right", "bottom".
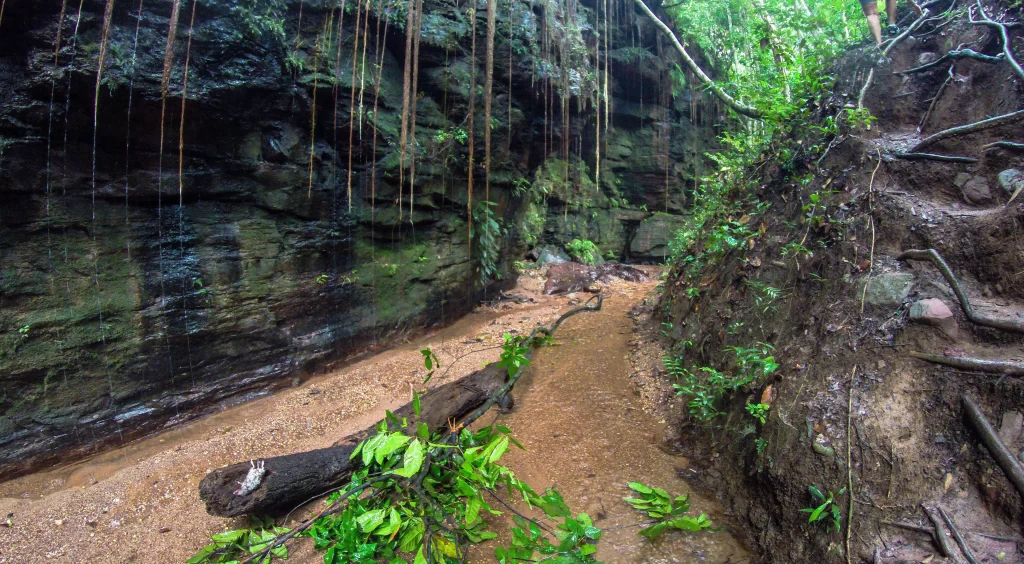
{"left": 199, "top": 364, "right": 508, "bottom": 517}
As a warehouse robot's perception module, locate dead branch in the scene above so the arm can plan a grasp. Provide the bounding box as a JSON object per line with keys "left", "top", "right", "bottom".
{"left": 891, "top": 151, "right": 977, "bottom": 163}
{"left": 898, "top": 249, "right": 1024, "bottom": 333}
{"left": 963, "top": 395, "right": 1024, "bottom": 501}
{"left": 970, "top": 0, "right": 1024, "bottom": 80}
{"left": 899, "top": 48, "right": 1003, "bottom": 74}
{"left": 881, "top": 520, "right": 936, "bottom": 535}
{"left": 919, "top": 64, "right": 955, "bottom": 133}
{"left": 912, "top": 109, "right": 1024, "bottom": 151}
{"left": 922, "top": 505, "right": 960, "bottom": 561}
{"left": 938, "top": 506, "right": 980, "bottom": 564}
{"left": 983, "top": 141, "right": 1024, "bottom": 151}
{"left": 909, "top": 351, "right": 1024, "bottom": 375}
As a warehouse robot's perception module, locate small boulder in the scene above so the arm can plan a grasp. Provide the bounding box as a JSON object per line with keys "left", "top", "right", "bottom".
{"left": 535, "top": 245, "right": 571, "bottom": 266}
{"left": 918, "top": 52, "right": 939, "bottom": 65}
{"left": 961, "top": 176, "right": 993, "bottom": 205}
{"left": 909, "top": 298, "right": 958, "bottom": 339}
{"left": 864, "top": 273, "right": 914, "bottom": 306}
{"left": 998, "top": 169, "right": 1024, "bottom": 198}
{"left": 999, "top": 411, "right": 1024, "bottom": 446}
{"left": 953, "top": 172, "right": 972, "bottom": 188}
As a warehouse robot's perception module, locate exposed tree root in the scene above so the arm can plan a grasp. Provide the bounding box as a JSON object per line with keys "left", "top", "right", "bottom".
{"left": 899, "top": 48, "right": 1003, "bottom": 74}
{"left": 983, "top": 141, "right": 1024, "bottom": 151}
{"left": 922, "top": 505, "right": 960, "bottom": 561}
{"left": 962, "top": 395, "right": 1024, "bottom": 501}
{"left": 898, "top": 249, "right": 1024, "bottom": 333}
{"left": 892, "top": 151, "right": 977, "bottom": 163}
{"left": 938, "top": 506, "right": 980, "bottom": 564}
{"left": 912, "top": 109, "right": 1024, "bottom": 152}
{"left": 970, "top": 0, "right": 1024, "bottom": 80}
{"left": 909, "top": 351, "right": 1024, "bottom": 375}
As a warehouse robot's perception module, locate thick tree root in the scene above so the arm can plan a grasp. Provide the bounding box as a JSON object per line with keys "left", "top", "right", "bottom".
{"left": 970, "top": 0, "right": 1024, "bottom": 80}
{"left": 918, "top": 64, "right": 955, "bottom": 133}
{"left": 912, "top": 109, "right": 1024, "bottom": 152}
{"left": 899, "top": 48, "right": 1003, "bottom": 74}
{"left": 898, "top": 249, "right": 1024, "bottom": 333}
{"left": 962, "top": 395, "right": 1024, "bottom": 501}
{"left": 910, "top": 351, "right": 1024, "bottom": 375}
{"left": 198, "top": 296, "right": 603, "bottom": 517}
{"left": 892, "top": 152, "right": 977, "bottom": 163}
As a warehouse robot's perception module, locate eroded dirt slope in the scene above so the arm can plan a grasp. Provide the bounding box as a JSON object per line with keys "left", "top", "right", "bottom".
{"left": 652, "top": 2, "right": 1024, "bottom": 562}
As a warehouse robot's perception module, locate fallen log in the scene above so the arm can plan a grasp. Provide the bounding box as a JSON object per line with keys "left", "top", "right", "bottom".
{"left": 199, "top": 296, "right": 602, "bottom": 517}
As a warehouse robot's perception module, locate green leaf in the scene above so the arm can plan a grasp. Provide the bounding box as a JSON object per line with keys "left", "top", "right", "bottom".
{"left": 211, "top": 529, "right": 248, "bottom": 544}
{"left": 399, "top": 520, "right": 425, "bottom": 552}
{"left": 488, "top": 436, "right": 510, "bottom": 463}
{"left": 375, "top": 433, "right": 412, "bottom": 465}
{"left": 628, "top": 482, "right": 653, "bottom": 494}
{"left": 393, "top": 439, "right": 424, "bottom": 478}
{"left": 357, "top": 509, "right": 386, "bottom": 533}
{"left": 413, "top": 547, "right": 427, "bottom": 564}
{"left": 808, "top": 485, "right": 824, "bottom": 502}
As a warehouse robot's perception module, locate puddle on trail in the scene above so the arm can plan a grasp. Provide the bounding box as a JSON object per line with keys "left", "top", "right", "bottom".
{"left": 469, "top": 285, "right": 751, "bottom": 563}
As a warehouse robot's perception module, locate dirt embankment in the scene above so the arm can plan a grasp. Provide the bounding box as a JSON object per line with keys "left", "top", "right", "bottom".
{"left": 650, "top": 2, "right": 1024, "bottom": 562}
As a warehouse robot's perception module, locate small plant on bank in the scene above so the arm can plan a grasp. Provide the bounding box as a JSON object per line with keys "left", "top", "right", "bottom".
{"left": 745, "top": 402, "right": 770, "bottom": 425}
{"left": 802, "top": 485, "right": 846, "bottom": 533}
{"left": 473, "top": 201, "right": 503, "bottom": 286}
{"left": 624, "top": 482, "right": 713, "bottom": 539}
{"left": 665, "top": 342, "right": 778, "bottom": 423}
{"left": 315, "top": 273, "right": 329, "bottom": 285}
{"left": 565, "top": 239, "right": 600, "bottom": 266}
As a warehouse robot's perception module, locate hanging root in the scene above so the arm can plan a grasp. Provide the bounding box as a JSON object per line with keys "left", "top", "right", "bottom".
{"left": 962, "top": 395, "right": 1024, "bottom": 501}
{"left": 983, "top": 141, "right": 1024, "bottom": 151}
{"left": 898, "top": 249, "right": 1024, "bottom": 333}
{"left": 899, "top": 48, "right": 1003, "bottom": 74}
{"left": 891, "top": 152, "right": 977, "bottom": 163}
{"left": 970, "top": 0, "right": 1024, "bottom": 80}
{"left": 910, "top": 351, "right": 1024, "bottom": 375}
{"left": 938, "top": 506, "right": 980, "bottom": 564}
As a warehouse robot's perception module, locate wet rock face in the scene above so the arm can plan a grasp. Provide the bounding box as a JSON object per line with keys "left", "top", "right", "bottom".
{"left": 0, "top": 1, "right": 715, "bottom": 477}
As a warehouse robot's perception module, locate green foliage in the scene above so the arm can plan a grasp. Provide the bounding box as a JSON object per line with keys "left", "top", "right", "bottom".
{"left": 666, "top": 342, "right": 777, "bottom": 422}
{"left": 420, "top": 347, "right": 440, "bottom": 384}
{"left": 315, "top": 273, "right": 329, "bottom": 285}
{"left": 745, "top": 279, "right": 780, "bottom": 314}
{"left": 188, "top": 517, "right": 289, "bottom": 564}
{"left": 473, "top": 202, "right": 503, "bottom": 286}
{"left": 565, "top": 239, "right": 599, "bottom": 266}
{"left": 231, "top": 0, "right": 286, "bottom": 42}
{"left": 801, "top": 485, "right": 846, "bottom": 533}
{"left": 624, "top": 482, "right": 713, "bottom": 539}
{"left": 495, "top": 333, "right": 531, "bottom": 379}
{"left": 745, "top": 402, "right": 770, "bottom": 424}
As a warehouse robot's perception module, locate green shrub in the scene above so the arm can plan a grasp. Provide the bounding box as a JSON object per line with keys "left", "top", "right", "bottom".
{"left": 565, "top": 239, "right": 599, "bottom": 266}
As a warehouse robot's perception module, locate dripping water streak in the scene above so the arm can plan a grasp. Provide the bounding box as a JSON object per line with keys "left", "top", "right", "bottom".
{"left": 124, "top": 0, "right": 145, "bottom": 262}
{"left": 179, "top": 0, "right": 197, "bottom": 387}
{"left": 92, "top": 0, "right": 118, "bottom": 437}
{"left": 158, "top": 0, "right": 183, "bottom": 391}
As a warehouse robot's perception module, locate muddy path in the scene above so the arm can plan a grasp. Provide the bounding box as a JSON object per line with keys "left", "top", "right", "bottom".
{"left": 0, "top": 270, "right": 747, "bottom": 563}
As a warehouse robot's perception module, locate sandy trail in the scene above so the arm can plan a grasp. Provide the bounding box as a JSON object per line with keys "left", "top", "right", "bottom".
{"left": 0, "top": 269, "right": 748, "bottom": 563}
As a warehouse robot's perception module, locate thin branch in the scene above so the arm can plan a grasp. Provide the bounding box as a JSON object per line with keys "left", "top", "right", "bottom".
{"left": 899, "top": 249, "right": 1024, "bottom": 333}
{"left": 918, "top": 64, "right": 955, "bottom": 133}
{"left": 912, "top": 109, "right": 1024, "bottom": 151}
{"left": 631, "top": 0, "right": 763, "bottom": 119}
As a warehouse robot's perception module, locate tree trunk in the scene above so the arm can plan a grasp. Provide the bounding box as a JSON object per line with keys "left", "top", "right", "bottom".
{"left": 198, "top": 364, "right": 509, "bottom": 517}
